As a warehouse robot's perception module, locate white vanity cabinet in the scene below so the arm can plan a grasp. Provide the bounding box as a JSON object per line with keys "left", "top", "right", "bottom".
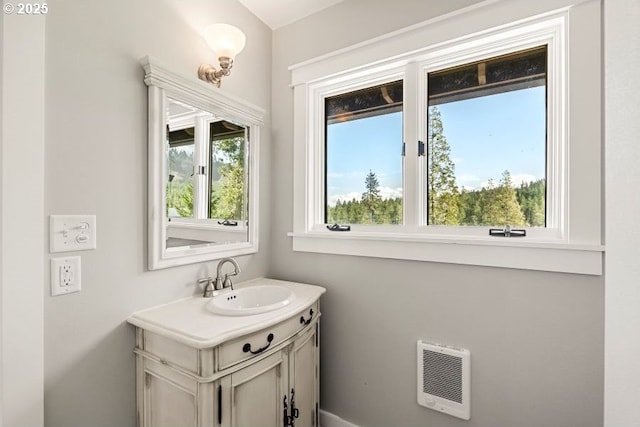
{"left": 128, "top": 279, "right": 325, "bottom": 427}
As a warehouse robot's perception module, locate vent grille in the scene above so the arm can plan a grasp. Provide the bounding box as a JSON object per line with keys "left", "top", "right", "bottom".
{"left": 422, "top": 349, "right": 463, "bottom": 403}
{"left": 417, "top": 341, "right": 470, "bottom": 420}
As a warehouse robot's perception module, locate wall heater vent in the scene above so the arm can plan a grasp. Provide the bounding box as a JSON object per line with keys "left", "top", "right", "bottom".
{"left": 417, "top": 341, "right": 470, "bottom": 420}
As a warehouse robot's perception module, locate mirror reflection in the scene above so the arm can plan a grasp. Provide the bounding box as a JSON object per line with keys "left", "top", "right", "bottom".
{"left": 165, "top": 98, "right": 249, "bottom": 250}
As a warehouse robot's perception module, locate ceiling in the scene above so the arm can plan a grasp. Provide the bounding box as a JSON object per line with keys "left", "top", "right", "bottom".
{"left": 238, "top": 0, "right": 344, "bottom": 29}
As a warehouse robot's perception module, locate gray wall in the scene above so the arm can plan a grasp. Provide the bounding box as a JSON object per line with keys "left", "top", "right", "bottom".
{"left": 271, "top": 1, "right": 604, "bottom": 426}
{"left": 38, "top": 0, "right": 608, "bottom": 426}
{"left": 43, "top": 1, "right": 271, "bottom": 426}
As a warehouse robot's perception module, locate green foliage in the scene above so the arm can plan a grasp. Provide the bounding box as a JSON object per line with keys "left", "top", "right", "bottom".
{"left": 361, "top": 170, "right": 382, "bottom": 222}
{"left": 167, "top": 181, "right": 193, "bottom": 217}
{"left": 458, "top": 174, "right": 545, "bottom": 227}
{"left": 166, "top": 146, "right": 194, "bottom": 217}
{"left": 515, "top": 179, "right": 546, "bottom": 226}
{"left": 427, "top": 107, "right": 460, "bottom": 225}
{"left": 210, "top": 136, "right": 245, "bottom": 220}
{"left": 326, "top": 106, "right": 546, "bottom": 228}
{"left": 482, "top": 171, "right": 526, "bottom": 226}
{"left": 165, "top": 135, "right": 246, "bottom": 221}
{"left": 328, "top": 196, "right": 403, "bottom": 225}
{"left": 167, "top": 147, "right": 194, "bottom": 181}
{"left": 327, "top": 171, "right": 402, "bottom": 224}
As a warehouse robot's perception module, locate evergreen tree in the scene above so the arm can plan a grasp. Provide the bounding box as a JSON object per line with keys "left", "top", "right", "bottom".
{"left": 210, "top": 136, "right": 245, "bottom": 220}
{"left": 481, "top": 171, "right": 526, "bottom": 226}
{"left": 326, "top": 171, "right": 402, "bottom": 225}
{"left": 427, "top": 107, "right": 460, "bottom": 225}
{"left": 516, "top": 179, "right": 546, "bottom": 226}
{"left": 361, "top": 170, "right": 382, "bottom": 223}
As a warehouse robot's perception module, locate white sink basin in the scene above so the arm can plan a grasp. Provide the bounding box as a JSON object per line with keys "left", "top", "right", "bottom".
{"left": 206, "top": 285, "right": 295, "bottom": 316}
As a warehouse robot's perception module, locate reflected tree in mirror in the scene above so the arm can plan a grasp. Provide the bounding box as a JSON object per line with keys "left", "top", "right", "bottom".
{"left": 209, "top": 121, "right": 247, "bottom": 222}
{"left": 167, "top": 126, "right": 195, "bottom": 218}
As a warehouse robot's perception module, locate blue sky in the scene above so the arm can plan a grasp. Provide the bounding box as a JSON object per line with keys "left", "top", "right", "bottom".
{"left": 326, "top": 86, "right": 546, "bottom": 206}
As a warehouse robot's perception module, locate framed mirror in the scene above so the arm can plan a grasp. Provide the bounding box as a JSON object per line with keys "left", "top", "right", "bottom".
{"left": 142, "top": 57, "right": 265, "bottom": 270}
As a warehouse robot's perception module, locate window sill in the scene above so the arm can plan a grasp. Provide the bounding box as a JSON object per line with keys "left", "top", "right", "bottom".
{"left": 287, "top": 231, "right": 603, "bottom": 275}
{"left": 167, "top": 221, "right": 248, "bottom": 233}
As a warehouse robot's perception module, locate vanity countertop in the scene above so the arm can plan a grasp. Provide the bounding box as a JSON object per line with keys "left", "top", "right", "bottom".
{"left": 127, "top": 278, "right": 326, "bottom": 349}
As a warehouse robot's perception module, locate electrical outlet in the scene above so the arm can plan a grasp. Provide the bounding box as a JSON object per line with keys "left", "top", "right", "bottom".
{"left": 50, "top": 256, "right": 81, "bottom": 296}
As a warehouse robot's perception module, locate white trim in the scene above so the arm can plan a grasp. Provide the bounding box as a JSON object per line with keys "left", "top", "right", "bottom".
{"left": 290, "top": 233, "right": 602, "bottom": 275}
{"left": 142, "top": 56, "right": 265, "bottom": 126}
{"left": 143, "top": 57, "right": 265, "bottom": 270}
{"left": 289, "top": 0, "right": 592, "bottom": 85}
{"left": 319, "top": 410, "right": 361, "bottom": 427}
{"left": 290, "top": 0, "right": 602, "bottom": 275}
{"left": 1, "top": 11, "right": 45, "bottom": 426}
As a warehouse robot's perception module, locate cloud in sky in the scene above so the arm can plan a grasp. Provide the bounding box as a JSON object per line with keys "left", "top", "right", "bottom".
{"left": 379, "top": 186, "right": 403, "bottom": 200}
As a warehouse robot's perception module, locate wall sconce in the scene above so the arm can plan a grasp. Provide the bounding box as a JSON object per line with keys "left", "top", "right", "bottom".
{"left": 198, "top": 23, "right": 246, "bottom": 88}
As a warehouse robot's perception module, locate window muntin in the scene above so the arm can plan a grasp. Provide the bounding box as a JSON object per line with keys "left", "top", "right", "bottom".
{"left": 425, "top": 46, "right": 547, "bottom": 228}
{"left": 324, "top": 80, "right": 404, "bottom": 225}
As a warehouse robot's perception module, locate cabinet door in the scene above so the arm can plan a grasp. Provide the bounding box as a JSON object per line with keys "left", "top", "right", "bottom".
{"left": 224, "top": 350, "right": 288, "bottom": 427}
{"left": 143, "top": 370, "right": 198, "bottom": 427}
{"left": 289, "top": 324, "right": 318, "bottom": 427}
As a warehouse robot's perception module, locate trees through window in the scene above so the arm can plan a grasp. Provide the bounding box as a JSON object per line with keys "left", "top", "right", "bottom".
{"left": 323, "top": 46, "right": 547, "bottom": 229}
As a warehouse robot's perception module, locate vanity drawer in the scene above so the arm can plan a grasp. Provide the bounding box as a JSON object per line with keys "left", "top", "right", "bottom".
{"left": 143, "top": 331, "right": 199, "bottom": 374}
{"left": 218, "top": 302, "right": 318, "bottom": 370}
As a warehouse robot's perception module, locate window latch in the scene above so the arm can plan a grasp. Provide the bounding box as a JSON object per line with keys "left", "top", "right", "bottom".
{"left": 218, "top": 220, "right": 238, "bottom": 226}
{"left": 418, "top": 140, "right": 425, "bottom": 157}
{"left": 326, "top": 223, "right": 351, "bottom": 232}
{"left": 489, "top": 225, "right": 526, "bottom": 237}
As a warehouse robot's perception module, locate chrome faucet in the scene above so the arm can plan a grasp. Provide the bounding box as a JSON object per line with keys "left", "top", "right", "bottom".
{"left": 214, "top": 257, "right": 241, "bottom": 291}
{"left": 200, "top": 257, "right": 241, "bottom": 298}
{"left": 199, "top": 277, "right": 216, "bottom": 298}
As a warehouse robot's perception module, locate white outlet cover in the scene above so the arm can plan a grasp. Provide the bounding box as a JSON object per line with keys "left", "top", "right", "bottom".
{"left": 50, "top": 256, "right": 82, "bottom": 296}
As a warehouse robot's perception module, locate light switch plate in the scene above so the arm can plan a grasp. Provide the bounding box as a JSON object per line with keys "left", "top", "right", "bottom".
{"left": 50, "top": 215, "right": 96, "bottom": 253}
{"left": 50, "top": 256, "right": 81, "bottom": 296}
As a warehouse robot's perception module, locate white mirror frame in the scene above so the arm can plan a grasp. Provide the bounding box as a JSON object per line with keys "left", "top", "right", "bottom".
{"left": 142, "top": 56, "right": 265, "bottom": 270}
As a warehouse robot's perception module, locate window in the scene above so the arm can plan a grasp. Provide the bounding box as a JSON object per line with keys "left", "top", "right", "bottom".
{"left": 290, "top": 2, "right": 603, "bottom": 274}
{"left": 165, "top": 98, "right": 248, "bottom": 224}
{"left": 325, "top": 80, "right": 403, "bottom": 225}
{"left": 426, "top": 47, "right": 547, "bottom": 228}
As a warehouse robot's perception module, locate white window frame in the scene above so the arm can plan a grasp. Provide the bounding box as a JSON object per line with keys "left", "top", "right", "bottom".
{"left": 167, "top": 110, "right": 249, "bottom": 224}
{"left": 166, "top": 106, "right": 213, "bottom": 220}
{"left": 289, "top": 0, "right": 603, "bottom": 275}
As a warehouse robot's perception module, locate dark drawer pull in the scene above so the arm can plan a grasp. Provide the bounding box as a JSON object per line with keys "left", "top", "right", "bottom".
{"left": 242, "top": 333, "right": 274, "bottom": 355}
{"left": 300, "top": 308, "right": 314, "bottom": 326}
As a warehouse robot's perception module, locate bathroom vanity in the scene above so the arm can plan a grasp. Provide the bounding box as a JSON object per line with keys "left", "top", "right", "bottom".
{"left": 128, "top": 278, "right": 326, "bottom": 427}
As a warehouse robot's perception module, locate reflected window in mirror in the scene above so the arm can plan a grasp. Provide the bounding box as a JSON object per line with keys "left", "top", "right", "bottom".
{"left": 164, "top": 98, "right": 249, "bottom": 250}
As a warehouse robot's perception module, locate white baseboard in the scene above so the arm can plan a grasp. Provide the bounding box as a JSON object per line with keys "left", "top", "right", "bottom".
{"left": 319, "top": 409, "right": 361, "bottom": 427}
